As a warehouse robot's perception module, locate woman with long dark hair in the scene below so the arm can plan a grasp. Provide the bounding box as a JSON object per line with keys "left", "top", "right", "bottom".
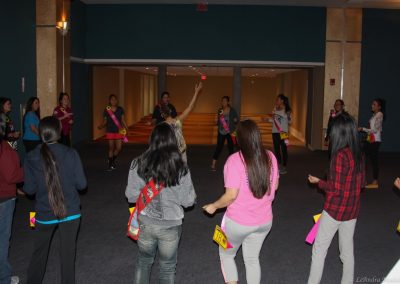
{"left": 308, "top": 113, "right": 365, "bottom": 284}
{"left": 22, "top": 97, "right": 41, "bottom": 153}
{"left": 98, "top": 94, "right": 128, "bottom": 171}
{"left": 211, "top": 96, "right": 239, "bottom": 171}
{"left": 24, "top": 116, "right": 87, "bottom": 284}
{"left": 267, "top": 94, "right": 291, "bottom": 175}
{"left": 125, "top": 123, "right": 196, "bottom": 284}
{"left": 359, "top": 98, "right": 385, "bottom": 189}
{"left": 203, "top": 120, "right": 279, "bottom": 284}
{"left": 0, "top": 97, "right": 20, "bottom": 150}
{"left": 53, "top": 92, "right": 74, "bottom": 146}
{"left": 0, "top": 125, "right": 23, "bottom": 284}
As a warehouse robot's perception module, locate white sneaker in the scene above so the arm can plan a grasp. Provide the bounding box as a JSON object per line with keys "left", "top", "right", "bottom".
{"left": 10, "top": 276, "right": 20, "bottom": 284}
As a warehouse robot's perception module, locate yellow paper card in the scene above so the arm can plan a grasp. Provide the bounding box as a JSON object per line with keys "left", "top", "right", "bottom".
{"left": 280, "top": 132, "right": 289, "bottom": 140}
{"left": 313, "top": 214, "right": 322, "bottom": 223}
{"left": 213, "top": 225, "right": 229, "bottom": 250}
{"left": 397, "top": 221, "right": 400, "bottom": 233}
{"left": 129, "top": 207, "right": 135, "bottom": 214}
{"left": 29, "top": 212, "right": 36, "bottom": 228}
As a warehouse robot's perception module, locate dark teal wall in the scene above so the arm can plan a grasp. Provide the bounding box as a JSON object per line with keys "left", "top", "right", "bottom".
{"left": 71, "top": 0, "right": 87, "bottom": 58}
{"left": 360, "top": 9, "right": 400, "bottom": 152}
{"left": 71, "top": 1, "right": 92, "bottom": 144}
{"left": 85, "top": 5, "right": 326, "bottom": 62}
{"left": 71, "top": 62, "right": 92, "bottom": 144}
{"left": 0, "top": 0, "right": 36, "bottom": 154}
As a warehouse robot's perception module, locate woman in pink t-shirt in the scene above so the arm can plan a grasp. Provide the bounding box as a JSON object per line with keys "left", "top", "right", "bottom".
{"left": 203, "top": 119, "right": 279, "bottom": 284}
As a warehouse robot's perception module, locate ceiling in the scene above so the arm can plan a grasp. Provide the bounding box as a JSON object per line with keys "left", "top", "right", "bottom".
{"left": 82, "top": 0, "right": 400, "bottom": 9}
{"left": 115, "top": 66, "right": 299, "bottom": 77}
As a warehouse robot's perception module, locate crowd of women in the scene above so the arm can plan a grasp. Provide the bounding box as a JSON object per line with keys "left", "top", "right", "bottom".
{"left": 0, "top": 83, "right": 398, "bottom": 284}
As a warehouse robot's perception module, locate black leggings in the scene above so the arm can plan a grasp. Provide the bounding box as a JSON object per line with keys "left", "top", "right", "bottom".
{"left": 272, "top": 133, "right": 288, "bottom": 166}
{"left": 364, "top": 141, "right": 380, "bottom": 180}
{"left": 213, "top": 132, "right": 234, "bottom": 160}
{"left": 27, "top": 219, "right": 80, "bottom": 284}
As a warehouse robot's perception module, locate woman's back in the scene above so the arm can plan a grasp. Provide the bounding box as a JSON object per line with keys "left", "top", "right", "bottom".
{"left": 224, "top": 150, "right": 279, "bottom": 226}
{"left": 24, "top": 143, "right": 87, "bottom": 220}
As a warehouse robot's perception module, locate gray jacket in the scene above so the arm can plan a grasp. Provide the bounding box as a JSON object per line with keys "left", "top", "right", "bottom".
{"left": 125, "top": 160, "right": 196, "bottom": 226}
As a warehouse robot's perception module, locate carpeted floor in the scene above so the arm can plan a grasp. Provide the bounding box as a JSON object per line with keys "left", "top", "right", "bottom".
{"left": 9, "top": 143, "right": 400, "bottom": 283}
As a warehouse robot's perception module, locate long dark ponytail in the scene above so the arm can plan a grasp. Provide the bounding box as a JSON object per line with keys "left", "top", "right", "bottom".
{"left": 39, "top": 116, "right": 66, "bottom": 219}
{"left": 236, "top": 120, "right": 272, "bottom": 198}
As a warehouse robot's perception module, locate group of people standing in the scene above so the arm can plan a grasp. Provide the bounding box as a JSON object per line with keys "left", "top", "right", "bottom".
{"left": 0, "top": 83, "right": 397, "bottom": 284}
{"left": 325, "top": 97, "right": 386, "bottom": 189}
{"left": 0, "top": 93, "right": 74, "bottom": 154}
{"left": 0, "top": 93, "right": 80, "bottom": 284}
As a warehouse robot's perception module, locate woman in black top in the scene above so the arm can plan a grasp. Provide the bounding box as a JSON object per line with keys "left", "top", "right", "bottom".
{"left": 211, "top": 96, "right": 239, "bottom": 171}
{"left": 325, "top": 99, "right": 345, "bottom": 145}
{"left": 24, "top": 116, "right": 87, "bottom": 284}
{"left": 151, "top": 91, "right": 177, "bottom": 125}
{"left": 98, "top": 94, "right": 128, "bottom": 171}
{"left": 0, "top": 97, "right": 20, "bottom": 150}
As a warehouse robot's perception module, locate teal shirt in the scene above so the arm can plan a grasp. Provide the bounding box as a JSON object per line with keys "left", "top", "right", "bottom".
{"left": 23, "top": 111, "right": 40, "bottom": 141}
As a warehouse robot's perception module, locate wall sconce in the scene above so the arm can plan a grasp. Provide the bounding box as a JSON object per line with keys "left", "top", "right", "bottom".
{"left": 56, "top": 20, "right": 69, "bottom": 36}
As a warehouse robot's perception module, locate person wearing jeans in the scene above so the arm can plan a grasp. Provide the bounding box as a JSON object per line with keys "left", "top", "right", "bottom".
{"left": 125, "top": 123, "right": 196, "bottom": 284}
{"left": 0, "top": 199, "right": 17, "bottom": 284}
{"left": 135, "top": 224, "right": 182, "bottom": 283}
{"left": 0, "top": 137, "right": 24, "bottom": 284}
{"left": 204, "top": 120, "right": 279, "bottom": 284}
{"left": 308, "top": 113, "right": 365, "bottom": 284}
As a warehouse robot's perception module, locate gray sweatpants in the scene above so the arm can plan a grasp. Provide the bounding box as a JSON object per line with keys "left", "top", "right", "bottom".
{"left": 308, "top": 210, "right": 357, "bottom": 284}
{"left": 219, "top": 217, "right": 272, "bottom": 284}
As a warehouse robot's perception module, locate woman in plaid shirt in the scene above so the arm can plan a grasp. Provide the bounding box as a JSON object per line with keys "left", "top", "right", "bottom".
{"left": 307, "top": 113, "right": 365, "bottom": 284}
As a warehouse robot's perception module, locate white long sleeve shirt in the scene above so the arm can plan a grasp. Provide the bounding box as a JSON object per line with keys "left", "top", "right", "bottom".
{"left": 363, "top": 111, "right": 383, "bottom": 142}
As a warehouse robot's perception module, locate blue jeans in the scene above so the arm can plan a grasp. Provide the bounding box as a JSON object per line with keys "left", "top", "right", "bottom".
{"left": 0, "top": 198, "right": 16, "bottom": 284}
{"left": 134, "top": 224, "right": 182, "bottom": 284}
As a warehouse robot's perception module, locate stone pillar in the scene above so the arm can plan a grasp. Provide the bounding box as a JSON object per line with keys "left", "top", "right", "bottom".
{"left": 323, "top": 8, "right": 362, "bottom": 137}
{"left": 36, "top": 0, "right": 70, "bottom": 117}
{"left": 232, "top": 67, "right": 242, "bottom": 117}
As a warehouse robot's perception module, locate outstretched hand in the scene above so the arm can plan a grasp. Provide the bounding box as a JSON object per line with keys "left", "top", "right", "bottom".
{"left": 308, "top": 175, "right": 320, "bottom": 184}
{"left": 195, "top": 82, "right": 203, "bottom": 95}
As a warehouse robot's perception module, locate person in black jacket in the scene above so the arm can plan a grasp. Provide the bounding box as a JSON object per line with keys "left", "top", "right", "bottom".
{"left": 325, "top": 99, "right": 345, "bottom": 145}
{"left": 24, "top": 116, "right": 87, "bottom": 284}
{"left": 151, "top": 91, "right": 177, "bottom": 125}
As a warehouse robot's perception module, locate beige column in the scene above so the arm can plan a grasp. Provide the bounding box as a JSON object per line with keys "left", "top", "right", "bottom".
{"left": 36, "top": 0, "right": 70, "bottom": 117}
{"left": 323, "top": 8, "right": 362, "bottom": 146}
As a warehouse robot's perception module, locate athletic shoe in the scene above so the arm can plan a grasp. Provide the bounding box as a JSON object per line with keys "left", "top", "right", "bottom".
{"left": 365, "top": 183, "right": 379, "bottom": 189}
{"left": 11, "top": 276, "right": 20, "bottom": 284}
